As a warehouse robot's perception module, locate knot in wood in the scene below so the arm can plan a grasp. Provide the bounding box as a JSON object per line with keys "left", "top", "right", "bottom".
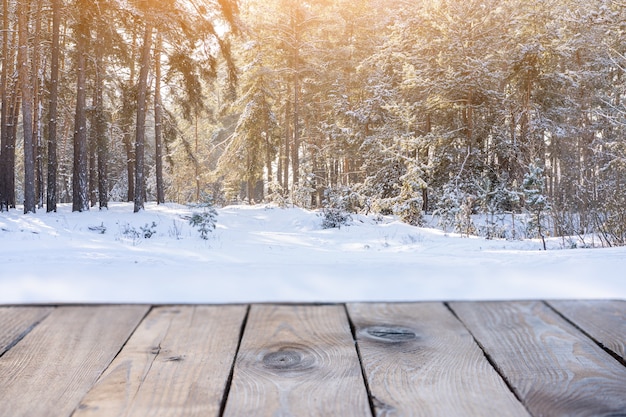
{"left": 363, "top": 326, "right": 417, "bottom": 342}
{"left": 262, "top": 347, "right": 315, "bottom": 372}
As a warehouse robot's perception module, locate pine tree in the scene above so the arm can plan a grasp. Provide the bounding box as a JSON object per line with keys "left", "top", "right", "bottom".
{"left": 1, "top": 0, "right": 17, "bottom": 211}
{"left": 133, "top": 20, "right": 153, "bottom": 213}
{"left": 18, "top": 0, "right": 35, "bottom": 213}
{"left": 72, "top": 0, "right": 90, "bottom": 212}
{"left": 46, "top": 0, "right": 61, "bottom": 212}
{"left": 217, "top": 64, "right": 277, "bottom": 203}
{"left": 523, "top": 162, "right": 550, "bottom": 249}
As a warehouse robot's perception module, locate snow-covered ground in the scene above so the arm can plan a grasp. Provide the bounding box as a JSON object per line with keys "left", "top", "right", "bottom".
{"left": 1, "top": 202, "right": 624, "bottom": 304}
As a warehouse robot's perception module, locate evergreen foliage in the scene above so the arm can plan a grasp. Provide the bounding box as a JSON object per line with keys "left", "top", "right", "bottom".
{"left": 1, "top": 0, "right": 625, "bottom": 245}
{"left": 320, "top": 187, "right": 352, "bottom": 229}
{"left": 187, "top": 196, "right": 218, "bottom": 240}
{"left": 522, "top": 163, "right": 550, "bottom": 249}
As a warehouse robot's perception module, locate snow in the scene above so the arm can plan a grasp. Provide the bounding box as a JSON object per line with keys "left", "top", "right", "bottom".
{"left": 1, "top": 202, "right": 624, "bottom": 304}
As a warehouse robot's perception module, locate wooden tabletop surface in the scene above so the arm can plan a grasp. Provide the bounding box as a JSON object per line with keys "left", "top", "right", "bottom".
{"left": 0, "top": 300, "right": 624, "bottom": 417}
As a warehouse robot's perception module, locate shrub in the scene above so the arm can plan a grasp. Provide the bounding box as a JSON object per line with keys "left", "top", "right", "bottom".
{"left": 320, "top": 187, "right": 352, "bottom": 229}
{"left": 140, "top": 222, "right": 157, "bottom": 239}
{"left": 321, "top": 207, "right": 352, "bottom": 229}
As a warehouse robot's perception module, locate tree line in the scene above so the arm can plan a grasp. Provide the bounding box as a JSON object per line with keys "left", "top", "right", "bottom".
{"left": 1, "top": 0, "right": 237, "bottom": 213}
{"left": 1, "top": 0, "right": 625, "bottom": 245}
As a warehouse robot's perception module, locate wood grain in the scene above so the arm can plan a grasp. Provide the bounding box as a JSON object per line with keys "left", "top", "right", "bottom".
{"left": 449, "top": 301, "right": 626, "bottom": 417}
{"left": 548, "top": 299, "right": 626, "bottom": 362}
{"left": 73, "top": 305, "right": 248, "bottom": 417}
{"left": 223, "top": 304, "right": 371, "bottom": 417}
{"left": 0, "top": 305, "right": 148, "bottom": 417}
{"left": 0, "top": 306, "right": 52, "bottom": 356}
{"left": 348, "top": 302, "right": 530, "bottom": 417}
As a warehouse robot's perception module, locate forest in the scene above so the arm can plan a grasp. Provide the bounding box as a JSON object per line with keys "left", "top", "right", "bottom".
{"left": 0, "top": 0, "right": 625, "bottom": 246}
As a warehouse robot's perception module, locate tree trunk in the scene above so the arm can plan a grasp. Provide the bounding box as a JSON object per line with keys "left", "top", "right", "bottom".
{"left": 124, "top": 31, "right": 138, "bottom": 202}
{"left": 0, "top": 0, "right": 10, "bottom": 211}
{"left": 5, "top": 93, "right": 19, "bottom": 209}
{"left": 154, "top": 32, "right": 164, "bottom": 204}
{"left": 32, "top": 0, "right": 44, "bottom": 209}
{"left": 72, "top": 6, "right": 89, "bottom": 212}
{"left": 47, "top": 0, "right": 60, "bottom": 212}
{"left": 0, "top": 0, "right": 18, "bottom": 210}
{"left": 18, "top": 0, "right": 36, "bottom": 213}
{"left": 89, "top": 105, "right": 97, "bottom": 207}
{"left": 247, "top": 179, "right": 253, "bottom": 204}
{"left": 290, "top": 11, "right": 300, "bottom": 188}
{"left": 134, "top": 22, "right": 153, "bottom": 213}
{"left": 265, "top": 130, "right": 273, "bottom": 186}
{"left": 422, "top": 113, "right": 431, "bottom": 213}
{"left": 122, "top": 84, "right": 135, "bottom": 202}
{"left": 194, "top": 112, "right": 200, "bottom": 202}
{"left": 291, "top": 69, "right": 300, "bottom": 187}
{"left": 282, "top": 95, "right": 290, "bottom": 191}
{"left": 95, "top": 16, "right": 108, "bottom": 210}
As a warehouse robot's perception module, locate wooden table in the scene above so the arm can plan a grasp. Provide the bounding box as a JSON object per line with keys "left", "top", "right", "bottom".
{"left": 1, "top": 301, "right": 624, "bottom": 416}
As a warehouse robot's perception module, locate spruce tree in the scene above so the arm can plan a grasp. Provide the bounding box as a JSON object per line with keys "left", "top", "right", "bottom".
{"left": 523, "top": 163, "right": 550, "bottom": 249}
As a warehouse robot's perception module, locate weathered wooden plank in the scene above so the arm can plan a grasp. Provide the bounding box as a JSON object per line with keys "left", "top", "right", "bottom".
{"left": 0, "top": 306, "right": 53, "bottom": 356}
{"left": 0, "top": 305, "right": 148, "bottom": 417}
{"left": 223, "top": 304, "right": 371, "bottom": 417}
{"left": 548, "top": 300, "right": 626, "bottom": 362}
{"left": 73, "top": 305, "right": 248, "bottom": 417}
{"left": 347, "top": 302, "right": 530, "bottom": 417}
{"left": 449, "top": 301, "right": 626, "bottom": 417}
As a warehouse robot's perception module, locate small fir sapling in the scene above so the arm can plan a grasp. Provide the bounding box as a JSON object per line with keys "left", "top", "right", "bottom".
{"left": 186, "top": 195, "right": 218, "bottom": 240}
{"left": 320, "top": 187, "right": 352, "bottom": 229}
{"left": 434, "top": 182, "right": 461, "bottom": 233}
{"left": 523, "top": 162, "right": 550, "bottom": 250}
